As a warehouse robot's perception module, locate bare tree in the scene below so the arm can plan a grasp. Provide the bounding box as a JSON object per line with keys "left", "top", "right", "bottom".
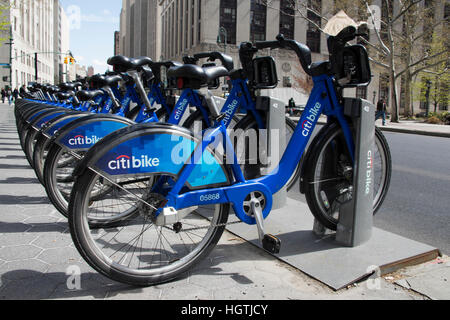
{"left": 262, "top": 0, "right": 449, "bottom": 122}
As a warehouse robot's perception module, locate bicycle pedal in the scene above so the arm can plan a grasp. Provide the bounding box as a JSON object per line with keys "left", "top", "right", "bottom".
{"left": 262, "top": 234, "right": 281, "bottom": 254}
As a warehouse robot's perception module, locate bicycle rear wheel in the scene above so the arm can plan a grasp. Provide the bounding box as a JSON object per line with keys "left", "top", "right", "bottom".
{"left": 69, "top": 169, "right": 230, "bottom": 286}
{"left": 303, "top": 124, "right": 391, "bottom": 230}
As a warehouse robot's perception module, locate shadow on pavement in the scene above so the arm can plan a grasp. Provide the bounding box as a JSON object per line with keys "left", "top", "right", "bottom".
{"left": 0, "top": 195, "right": 49, "bottom": 205}
{"left": 0, "top": 269, "right": 135, "bottom": 300}
{"left": 0, "top": 163, "right": 33, "bottom": 170}
{"left": 0, "top": 177, "right": 40, "bottom": 184}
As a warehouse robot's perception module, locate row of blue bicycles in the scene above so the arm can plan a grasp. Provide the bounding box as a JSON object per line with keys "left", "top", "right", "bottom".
{"left": 14, "top": 27, "right": 391, "bottom": 286}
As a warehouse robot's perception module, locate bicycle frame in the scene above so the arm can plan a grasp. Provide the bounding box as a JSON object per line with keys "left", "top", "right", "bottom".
{"left": 157, "top": 74, "right": 355, "bottom": 224}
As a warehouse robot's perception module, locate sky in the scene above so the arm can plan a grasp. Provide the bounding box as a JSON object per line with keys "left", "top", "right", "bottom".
{"left": 60, "top": 0, "right": 122, "bottom": 74}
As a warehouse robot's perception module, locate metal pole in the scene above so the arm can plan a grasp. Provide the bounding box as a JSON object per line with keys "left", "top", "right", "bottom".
{"left": 35, "top": 52, "right": 38, "bottom": 81}
{"left": 9, "top": 26, "right": 12, "bottom": 89}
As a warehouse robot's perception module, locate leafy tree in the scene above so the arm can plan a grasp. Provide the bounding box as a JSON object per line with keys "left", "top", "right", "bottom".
{"left": 0, "top": 0, "right": 10, "bottom": 44}
{"left": 262, "top": 0, "right": 449, "bottom": 122}
{"left": 413, "top": 30, "right": 450, "bottom": 113}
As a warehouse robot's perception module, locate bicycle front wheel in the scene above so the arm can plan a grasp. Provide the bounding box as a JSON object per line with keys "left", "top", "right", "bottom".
{"left": 69, "top": 169, "right": 230, "bottom": 286}
{"left": 303, "top": 124, "right": 391, "bottom": 230}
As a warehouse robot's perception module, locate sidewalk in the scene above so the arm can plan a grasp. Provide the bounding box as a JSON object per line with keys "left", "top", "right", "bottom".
{"left": 290, "top": 115, "right": 450, "bottom": 138}
{"left": 0, "top": 103, "right": 448, "bottom": 300}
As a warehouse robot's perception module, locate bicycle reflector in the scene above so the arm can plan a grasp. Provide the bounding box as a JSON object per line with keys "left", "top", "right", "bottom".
{"left": 177, "top": 78, "right": 184, "bottom": 89}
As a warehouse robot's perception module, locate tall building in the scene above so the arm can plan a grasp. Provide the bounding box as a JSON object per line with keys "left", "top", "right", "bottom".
{"left": 87, "top": 66, "right": 95, "bottom": 77}
{"left": 0, "top": 0, "right": 57, "bottom": 89}
{"left": 54, "top": 0, "right": 71, "bottom": 84}
{"left": 119, "top": 0, "right": 161, "bottom": 60}
{"left": 114, "top": 31, "right": 120, "bottom": 55}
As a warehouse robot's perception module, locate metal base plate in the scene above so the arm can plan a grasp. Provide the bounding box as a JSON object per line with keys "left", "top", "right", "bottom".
{"left": 227, "top": 198, "right": 439, "bottom": 290}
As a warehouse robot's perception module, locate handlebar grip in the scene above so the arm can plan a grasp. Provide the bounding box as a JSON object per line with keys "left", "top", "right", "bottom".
{"left": 254, "top": 40, "right": 281, "bottom": 50}
{"left": 193, "top": 52, "right": 234, "bottom": 71}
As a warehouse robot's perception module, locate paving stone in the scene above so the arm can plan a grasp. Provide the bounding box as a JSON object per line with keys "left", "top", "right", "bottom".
{"left": 0, "top": 233, "right": 39, "bottom": 247}
{"left": 0, "top": 245, "right": 43, "bottom": 261}
{"left": 105, "top": 286, "right": 162, "bottom": 300}
{"left": 23, "top": 215, "right": 60, "bottom": 225}
{"left": 47, "top": 283, "right": 109, "bottom": 300}
{"left": 31, "top": 233, "right": 73, "bottom": 249}
{"left": 25, "top": 222, "right": 67, "bottom": 234}
{"left": 36, "top": 247, "right": 82, "bottom": 265}
{"left": 160, "top": 282, "right": 214, "bottom": 300}
{"left": 0, "top": 211, "right": 29, "bottom": 223}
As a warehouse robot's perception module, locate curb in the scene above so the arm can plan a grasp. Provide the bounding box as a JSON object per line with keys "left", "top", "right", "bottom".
{"left": 291, "top": 118, "right": 450, "bottom": 139}
{"left": 375, "top": 126, "right": 450, "bottom": 138}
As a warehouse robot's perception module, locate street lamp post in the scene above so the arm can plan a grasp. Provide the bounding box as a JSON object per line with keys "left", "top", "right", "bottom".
{"left": 425, "top": 80, "right": 431, "bottom": 118}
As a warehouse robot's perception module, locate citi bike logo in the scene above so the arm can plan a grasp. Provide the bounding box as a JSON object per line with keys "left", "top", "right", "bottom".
{"left": 223, "top": 100, "right": 239, "bottom": 124}
{"left": 365, "top": 150, "right": 373, "bottom": 195}
{"left": 69, "top": 135, "right": 100, "bottom": 146}
{"left": 107, "top": 154, "right": 160, "bottom": 170}
{"left": 174, "top": 99, "right": 188, "bottom": 120}
{"left": 301, "top": 102, "right": 321, "bottom": 137}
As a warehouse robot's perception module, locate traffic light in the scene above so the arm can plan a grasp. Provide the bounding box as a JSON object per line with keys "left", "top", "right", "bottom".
{"left": 64, "top": 57, "right": 68, "bottom": 64}
{"left": 69, "top": 57, "right": 75, "bottom": 65}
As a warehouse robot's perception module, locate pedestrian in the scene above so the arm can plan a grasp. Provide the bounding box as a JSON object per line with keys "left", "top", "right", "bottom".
{"left": 19, "top": 85, "right": 26, "bottom": 97}
{"left": 1, "top": 88, "right": 5, "bottom": 104}
{"left": 376, "top": 98, "right": 387, "bottom": 126}
{"left": 7, "top": 88, "right": 12, "bottom": 105}
{"left": 288, "top": 98, "right": 295, "bottom": 116}
{"left": 13, "top": 88, "right": 19, "bottom": 103}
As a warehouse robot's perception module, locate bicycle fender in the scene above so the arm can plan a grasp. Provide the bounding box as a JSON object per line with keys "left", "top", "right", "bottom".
{"left": 52, "top": 114, "right": 135, "bottom": 151}
{"left": 73, "top": 123, "right": 230, "bottom": 189}
{"left": 41, "top": 112, "right": 88, "bottom": 138}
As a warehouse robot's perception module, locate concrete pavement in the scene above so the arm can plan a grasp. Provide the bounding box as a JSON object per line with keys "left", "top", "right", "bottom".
{"left": 0, "top": 102, "right": 448, "bottom": 300}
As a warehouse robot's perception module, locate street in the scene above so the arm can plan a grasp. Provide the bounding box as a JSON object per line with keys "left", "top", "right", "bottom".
{"left": 288, "top": 127, "right": 450, "bottom": 255}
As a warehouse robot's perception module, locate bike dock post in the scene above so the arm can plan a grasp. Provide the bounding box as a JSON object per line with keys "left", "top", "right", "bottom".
{"left": 256, "top": 95, "right": 287, "bottom": 209}
{"left": 313, "top": 98, "right": 374, "bottom": 246}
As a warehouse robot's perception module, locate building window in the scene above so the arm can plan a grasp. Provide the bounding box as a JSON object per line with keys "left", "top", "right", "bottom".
{"left": 191, "top": 0, "right": 195, "bottom": 47}
{"left": 198, "top": 0, "right": 201, "bottom": 44}
{"left": 356, "top": 86, "right": 367, "bottom": 99}
{"left": 283, "top": 76, "right": 292, "bottom": 87}
{"left": 279, "top": 0, "right": 295, "bottom": 40}
{"left": 219, "top": 0, "right": 237, "bottom": 44}
{"left": 185, "top": 0, "right": 189, "bottom": 49}
{"left": 306, "top": 0, "right": 321, "bottom": 53}
{"left": 250, "top": 0, "right": 267, "bottom": 42}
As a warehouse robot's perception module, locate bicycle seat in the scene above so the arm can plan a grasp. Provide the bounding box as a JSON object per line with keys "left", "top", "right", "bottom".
{"left": 89, "top": 74, "right": 123, "bottom": 87}
{"left": 59, "top": 82, "right": 78, "bottom": 91}
{"left": 47, "top": 86, "right": 61, "bottom": 94}
{"left": 56, "top": 91, "right": 75, "bottom": 100}
{"left": 107, "top": 55, "right": 152, "bottom": 72}
{"left": 167, "top": 64, "right": 229, "bottom": 89}
{"left": 76, "top": 89, "right": 104, "bottom": 102}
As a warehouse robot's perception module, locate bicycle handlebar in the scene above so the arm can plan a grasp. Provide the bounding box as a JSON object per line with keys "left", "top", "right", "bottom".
{"left": 183, "top": 51, "right": 234, "bottom": 71}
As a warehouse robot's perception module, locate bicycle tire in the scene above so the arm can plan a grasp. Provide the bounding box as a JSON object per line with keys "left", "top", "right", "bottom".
{"left": 68, "top": 168, "right": 230, "bottom": 286}
{"left": 303, "top": 123, "right": 391, "bottom": 230}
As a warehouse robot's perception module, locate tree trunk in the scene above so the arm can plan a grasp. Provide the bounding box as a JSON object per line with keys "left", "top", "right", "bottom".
{"left": 403, "top": 71, "right": 412, "bottom": 118}
{"left": 390, "top": 70, "right": 400, "bottom": 122}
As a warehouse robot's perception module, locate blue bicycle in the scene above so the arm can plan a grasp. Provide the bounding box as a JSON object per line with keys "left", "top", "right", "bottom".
{"left": 68, "top": 28, "right": 391, "bottom": 286}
